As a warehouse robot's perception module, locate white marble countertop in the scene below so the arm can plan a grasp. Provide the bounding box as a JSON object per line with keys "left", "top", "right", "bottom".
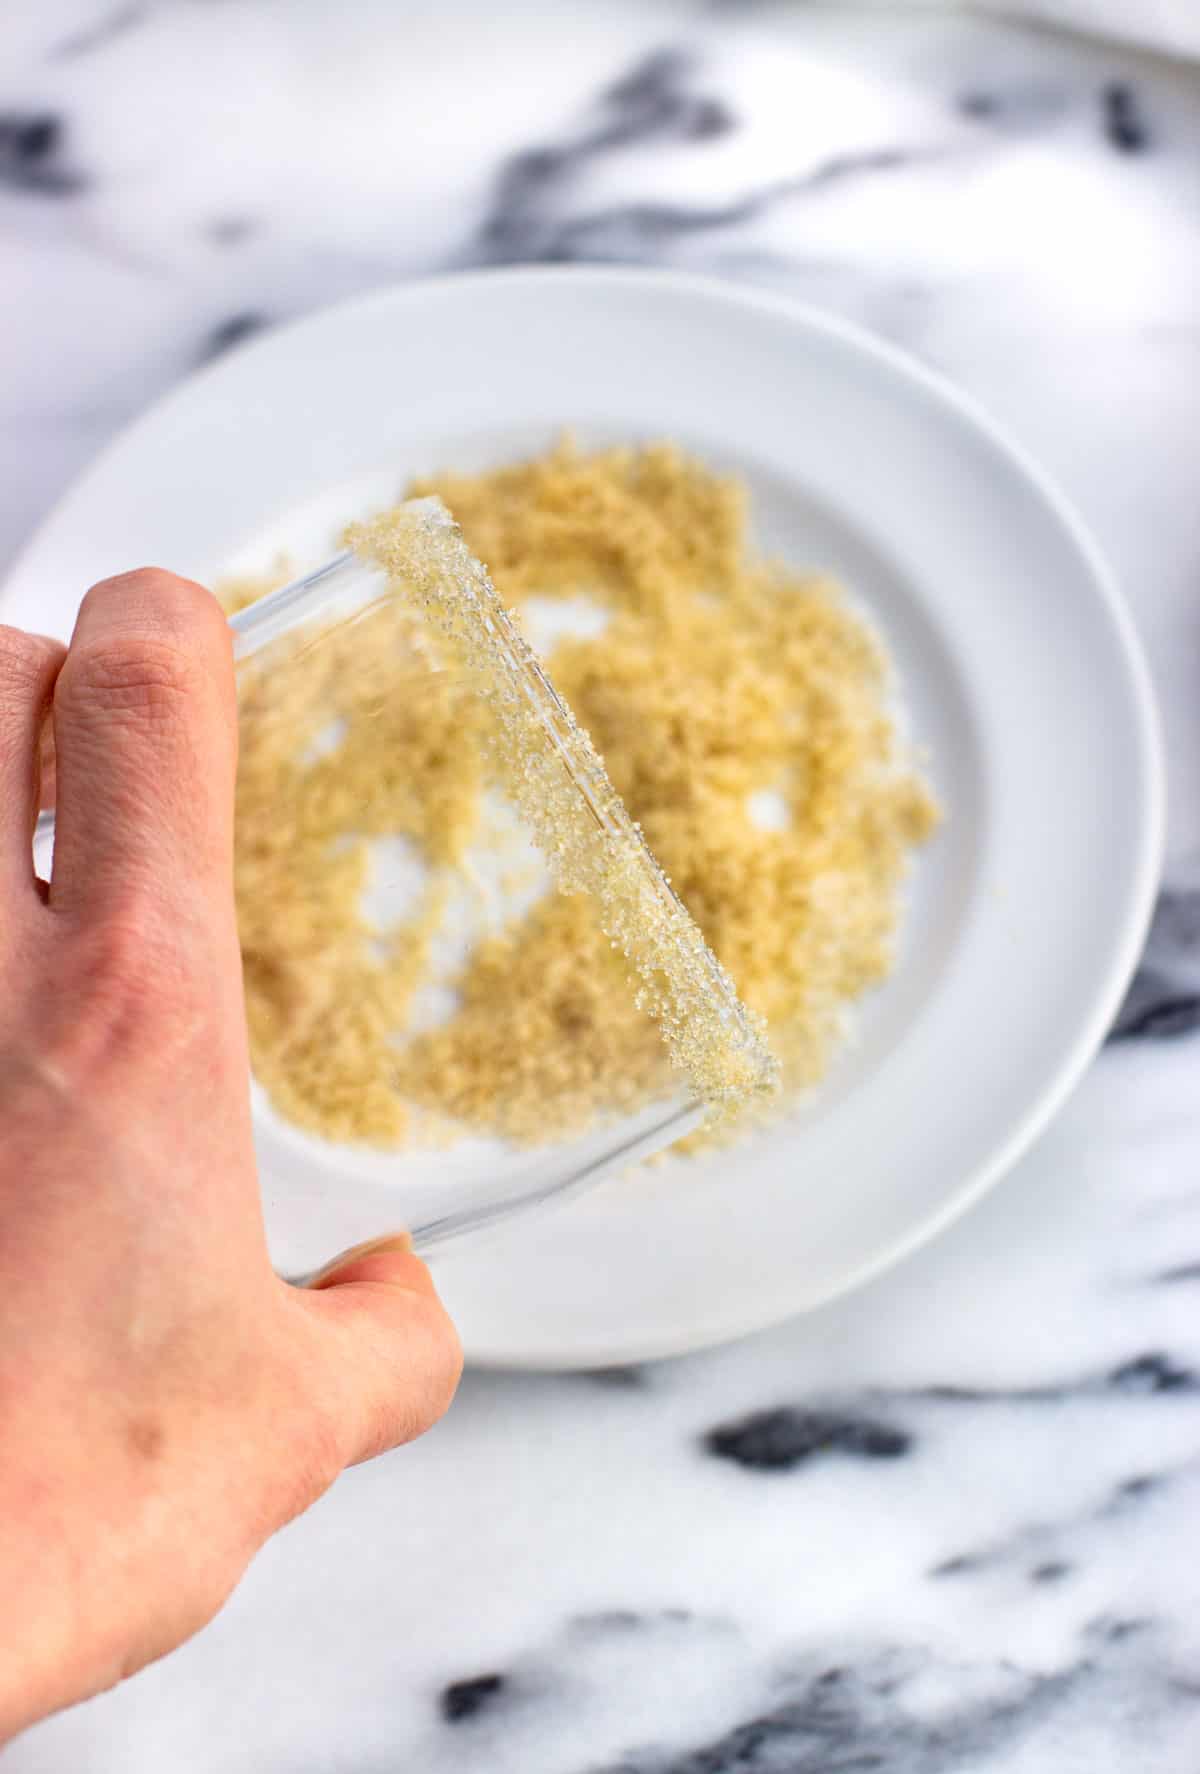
{"left": 4, "top": 3, "right": 1200, "bottom": 1769}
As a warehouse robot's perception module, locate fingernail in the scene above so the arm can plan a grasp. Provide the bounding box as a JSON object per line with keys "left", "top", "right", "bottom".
{"left": 306, "top": 1231, "right": 413, "bottom": 1289}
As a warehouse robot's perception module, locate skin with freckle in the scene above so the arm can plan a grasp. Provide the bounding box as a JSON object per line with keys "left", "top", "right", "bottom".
{"left": 0, "top": 572, "right": 461, "bottom": 1742}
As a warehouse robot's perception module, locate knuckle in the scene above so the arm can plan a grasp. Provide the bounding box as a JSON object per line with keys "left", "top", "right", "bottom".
{"left": 0, "top": 625, "right": 38, "bottom": 688}
{"left": 59, "top": 632, "right": 203, "bottom": 718}
{"left": 0, "top": 625, "right": 58, "bottom": 702}
{"left": 44, "top": 896, "right": 204, "bottom": 1085}
{"left": 87, "top": 896, "right": 197, "bottom": 1011}
{"left": 64, "top": 572, "right": 232, "bottom": 723}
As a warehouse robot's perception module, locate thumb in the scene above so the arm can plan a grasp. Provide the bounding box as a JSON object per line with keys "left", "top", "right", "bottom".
{"left": 296, "top": 1236, "right": 463, "bottom": 1466}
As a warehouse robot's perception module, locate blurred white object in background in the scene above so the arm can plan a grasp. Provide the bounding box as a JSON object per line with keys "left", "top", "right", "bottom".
{"left": 828, "top": 0, "right": 1195, "bottom": 61}
{"left": 924, "top": 0, "right": 1199, "bottom": 60}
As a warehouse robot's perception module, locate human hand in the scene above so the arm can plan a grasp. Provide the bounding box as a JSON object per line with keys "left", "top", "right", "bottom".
{"left": 0, "top": 571, "right": 462, "bottom": 1740}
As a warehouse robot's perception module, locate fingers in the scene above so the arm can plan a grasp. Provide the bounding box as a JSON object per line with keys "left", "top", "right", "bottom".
{"left": 296, "top": 1239, "right": 463, "bottom": 1466}
{"left": 49, "top": 570, "right": 237, "bottom": 921}
{"left": 0, "top": 628, "right": 66, "bottom": 898}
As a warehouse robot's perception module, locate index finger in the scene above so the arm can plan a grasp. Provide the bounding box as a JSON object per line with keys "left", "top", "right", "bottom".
{"left": 49, "top": 569, "right": 237, "bottom": 920}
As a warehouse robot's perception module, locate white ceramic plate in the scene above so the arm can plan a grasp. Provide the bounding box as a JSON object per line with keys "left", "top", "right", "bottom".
{"left": 1, "top": 268, "right": 1163, "bottom": 1369}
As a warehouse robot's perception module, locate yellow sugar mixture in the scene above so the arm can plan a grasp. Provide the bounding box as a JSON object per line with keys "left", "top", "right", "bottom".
{"left": 225, "top": 442, "right": 938, "bottom": 1150}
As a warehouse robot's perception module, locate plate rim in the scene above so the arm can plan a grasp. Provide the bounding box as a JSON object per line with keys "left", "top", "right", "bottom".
{"left": 1, "top": 265, "right": 1166, "bottom": 1367}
